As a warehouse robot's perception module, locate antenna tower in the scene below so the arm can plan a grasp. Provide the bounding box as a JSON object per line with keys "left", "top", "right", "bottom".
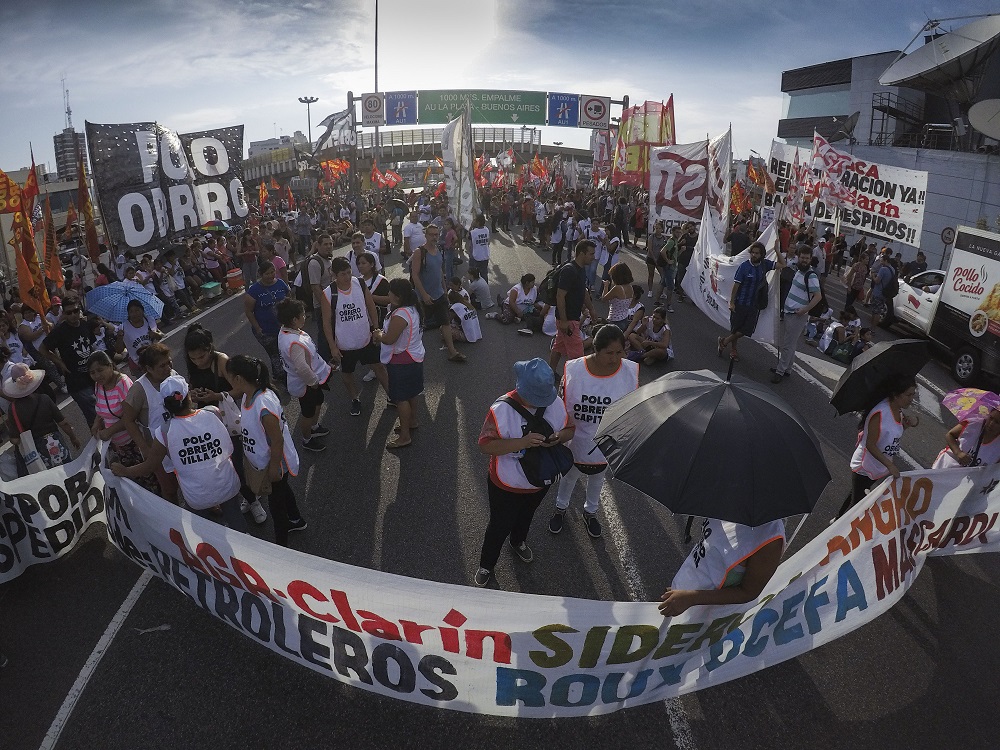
{"left": 62, "top": 77, "right": 73, "bottom": 129}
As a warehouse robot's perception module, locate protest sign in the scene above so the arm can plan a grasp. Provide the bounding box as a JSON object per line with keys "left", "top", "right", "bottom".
{"left": 8, "top": 440, "right": 1000, "bottom": 718}
{"left": 85, "top": 122, "right": 248, "bottom": 253}
{"left": 0, "top": 441, "right": 105, "bottom": 583}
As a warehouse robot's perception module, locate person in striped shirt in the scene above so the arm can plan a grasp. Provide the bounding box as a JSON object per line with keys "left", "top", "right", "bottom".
{"left": 771, "top": 246, "right": 822, "bottom": 384}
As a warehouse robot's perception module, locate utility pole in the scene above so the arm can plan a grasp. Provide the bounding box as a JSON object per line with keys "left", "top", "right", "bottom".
{"left": 298, "top": 96, "right": 319, "bottom": 149}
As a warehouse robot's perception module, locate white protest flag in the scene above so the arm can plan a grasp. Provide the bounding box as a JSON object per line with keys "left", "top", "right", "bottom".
{"left": 648, "top": 140, "right": 709, "bottom": 224}
{"left": 7, "top": 442, "right": 1000, "bottom": 717}
{"left": 680, "top": 202, "right": 779, "bottom": 345}
{"left": 441, "top": 101, "right": 481, "bottom": 229}
{"left": 312, "top": 109, "right": 355, "bottom": 155}
{"left": 707, "top": 127, "right": 732, "bottom": 245}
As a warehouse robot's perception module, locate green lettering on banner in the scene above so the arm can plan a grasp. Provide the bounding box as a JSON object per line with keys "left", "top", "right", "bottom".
{"left": 418, "top": 90, "right": 547, "bottom": 125}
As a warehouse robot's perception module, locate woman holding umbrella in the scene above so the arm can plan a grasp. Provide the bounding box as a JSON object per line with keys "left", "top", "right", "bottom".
{"left": 837, "top": 373, "right": 918, "bottom": 517}
{"left": 934, "top": 390, "right": 1000, "bottom": 468}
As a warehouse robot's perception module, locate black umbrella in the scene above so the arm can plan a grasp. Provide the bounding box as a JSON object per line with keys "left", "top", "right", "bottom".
{"left": 388, "top": 197, "right": 407, "bottom": 210}
{"left": 594, "top": 369, "right": 830, "bottom": 526}
{"left": 830, "top": 339, "right": 930, "bottom": 415}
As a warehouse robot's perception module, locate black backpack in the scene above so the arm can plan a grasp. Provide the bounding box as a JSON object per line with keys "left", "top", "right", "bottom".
{"left": 538, "top": 262, "right": 573, "bottom": 306}
{"left": 883, "top": 265, "right": 900, "bottom": 299}
{"left": 780, "top": 269, "right": 828, "bottom": 316}
{"left": 293, "top": 253, "right": 321, "bottom": 304}
{"left": 498, "top": 396, "right": 573, "bottom": 487}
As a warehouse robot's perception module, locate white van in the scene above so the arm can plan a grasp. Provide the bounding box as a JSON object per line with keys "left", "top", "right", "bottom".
{"left": 893, "top": 225, "right": 1000, "bottom": 385}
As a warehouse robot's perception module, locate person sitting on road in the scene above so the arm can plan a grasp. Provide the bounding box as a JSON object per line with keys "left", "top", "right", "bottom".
{"left": 621, "top": 284, "right": 646, "bottom": 341}
{"left": 448, "top": 290, "right": 483, "bottom": 344}
{"left": 465, "top": 266, "right": 494, "bottom": 311}
{"left": 602, "top": 262, "right": 635, "bottom": 333}
{"left": 627, "top": 307, "right": 672, "bottom": 366}
{"left": 492, "top": 274, "right": 538, "bottom": 326}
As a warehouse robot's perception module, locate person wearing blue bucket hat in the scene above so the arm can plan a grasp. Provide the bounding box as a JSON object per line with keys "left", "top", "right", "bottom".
{"left": 474, "top": 358, "right": 575, "bottom": 588}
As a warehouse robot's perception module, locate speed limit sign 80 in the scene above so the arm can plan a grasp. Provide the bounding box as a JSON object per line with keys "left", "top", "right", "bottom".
{"left": 361, "top": 93, "right": 385, "bottom": 127}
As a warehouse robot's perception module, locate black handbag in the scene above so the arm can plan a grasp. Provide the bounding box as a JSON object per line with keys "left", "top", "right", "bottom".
{"left": 755, "top": 278, "right": 770, "bottom": 310}
{"left": 499, "top": 396, "right": 573, "bottom": 487}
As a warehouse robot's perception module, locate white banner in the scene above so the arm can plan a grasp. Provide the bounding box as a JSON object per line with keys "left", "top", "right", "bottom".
{"left": 707, "top": 128, "right": 732, "bottom": 245}
{"left": 441, "top": 105, "right": 481, "bottom": 230}
{"left": 680, "top": 204, "right": 780, "bottom": 345}
{"left": 8, "top": 443, "right": 1000, "bottom": 717}
{"left": 649, "top": 140, "right": 708, "bottom": 224}
{"left": 811, "top": 132, "right": 928, "bottom": 246}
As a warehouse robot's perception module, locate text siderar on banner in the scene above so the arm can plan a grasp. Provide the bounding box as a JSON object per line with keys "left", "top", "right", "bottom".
{"left": 85, "top": 122, "right": 249, "bottom": 253}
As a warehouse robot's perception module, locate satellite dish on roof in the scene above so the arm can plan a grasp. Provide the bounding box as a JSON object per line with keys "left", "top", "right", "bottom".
{"left": 829, "top": 111, "right": 861, "bottom": 143}
{"left": 969, "top": 98, "right": 1000, "bottom": 140}
{"left": 879, "top": 15, "right": 1000, "bottom": 103}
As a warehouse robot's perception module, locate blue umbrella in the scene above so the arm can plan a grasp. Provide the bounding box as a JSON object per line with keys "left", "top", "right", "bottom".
{"left": 85, "top": 282, "right": 164, "bottom": 323}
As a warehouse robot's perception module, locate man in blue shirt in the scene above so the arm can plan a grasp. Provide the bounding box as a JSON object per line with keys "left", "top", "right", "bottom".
{"left": 772, "top": 246, "right": 822, "bottom": 384}
{"left": 719, "top": 241, "right": 785, "bottom": 361}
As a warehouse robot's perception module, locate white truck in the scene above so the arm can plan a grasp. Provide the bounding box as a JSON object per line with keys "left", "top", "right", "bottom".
{"left": 893, "top": 225, "right": 1000, "bottom": 385}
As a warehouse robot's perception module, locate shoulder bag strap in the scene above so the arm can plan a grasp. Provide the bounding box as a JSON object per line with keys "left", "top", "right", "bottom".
{"left": 498, "top": 395, "right": 553, "bottom": 437}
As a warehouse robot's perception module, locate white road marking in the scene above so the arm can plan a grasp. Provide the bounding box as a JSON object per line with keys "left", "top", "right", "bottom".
{"left": 600, "top": 485, "right": 697, "bottom": 750}
{"left": 36, "top": 294, "right": 246, "bottom": 749}
{"left": 38, "top": 570, "right": 153, "bottom": 750}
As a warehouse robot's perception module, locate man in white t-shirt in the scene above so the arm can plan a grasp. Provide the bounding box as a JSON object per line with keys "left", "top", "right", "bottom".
{"left": 468, "top": 215, "right": 491, "bottom": 282}
{"left": 585, "top": 218, "right": 607, "bottom": 290}
{"left": 402, "top": 210, "right": 425, "bottom": 261}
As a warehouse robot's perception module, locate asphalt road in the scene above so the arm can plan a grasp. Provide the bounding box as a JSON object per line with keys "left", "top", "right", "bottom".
{"left": 2, "top": 232, "right": 997, "bottom": 750}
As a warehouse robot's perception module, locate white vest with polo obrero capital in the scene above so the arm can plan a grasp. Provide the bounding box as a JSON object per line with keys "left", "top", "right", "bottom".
{"left": 562, "top": 356, "right": 639, "bottom": 465}
{"left": 325, "top": 277, "right": 372, "bottom": 351}
{"left": 278, "top": 326, "right": 331, "bottom": 398}
{"left": 488, "top": 393, "right": 569, "bottom": 491}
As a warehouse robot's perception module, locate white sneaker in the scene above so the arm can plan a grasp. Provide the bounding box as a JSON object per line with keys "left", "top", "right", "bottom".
{"left": 646, "top": 291, "right": 653, "bottom": 298}
{"left": 485, "top": 312, "right": 498, "bottom": 320}
{"left": 249, "top": 500, "right": 267, "bottom": 524}
{"left": 362, "top": 369, "right": 376, "bottom": 382}
{"left": 239, "top": 498, "right": 249, "bottom": 513}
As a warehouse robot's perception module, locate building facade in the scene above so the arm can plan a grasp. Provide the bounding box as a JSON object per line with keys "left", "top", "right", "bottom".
{"left": 53, "top": 127, "right": 86, "bottom": 180}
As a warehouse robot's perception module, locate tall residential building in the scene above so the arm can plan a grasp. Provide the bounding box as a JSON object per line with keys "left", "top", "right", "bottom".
{"left": 53, "top": 127, "right": 86, "bottom": 179}
{"left": 248, "top": 130, "right": 309, "bottom": 158}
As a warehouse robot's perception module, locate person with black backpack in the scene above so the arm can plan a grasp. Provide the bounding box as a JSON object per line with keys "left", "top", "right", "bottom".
{"left": 772, "top": 246, "right": 823, "bottom": 384}
{"left": 870, "top": 249, "right": 899, "bottom": 329}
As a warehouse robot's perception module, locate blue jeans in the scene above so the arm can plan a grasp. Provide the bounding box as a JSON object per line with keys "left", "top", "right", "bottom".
{"left": 443, "top": 249, "right": 456, "bottom": 283}
{"left": 71, "top": 385, "right": 97, "bottom": 429}
{"left": 586, "top": 258, "right": 600, "bottom": 289}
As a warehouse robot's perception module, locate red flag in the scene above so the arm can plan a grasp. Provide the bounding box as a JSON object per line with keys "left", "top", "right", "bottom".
{"left": 77, "top": 155, "right": 101, "bottom": 263}
{"left": 434, "top": 181, "right": 446, "bottom": 198}
{"left": 258, "top": 181, "right": 268, "bottom": 211}
{"left": 318, "top": 179, "right": 326, "bottom": 195}
{"left": 43, "top": 194, "right": 63, "bottom": 290}
{"left": 270, "top": 176, "right": 280, "bottom": 190}
{"left": 0, "top": 168, "right": 24, "bottom": 215}
{"left": 286, "top": 185, "right": 295, "bottom": 210}
{"left": 370, "top": 163, "right": 387, "bottom": 188}
{"left": 384, "top": 169, "right": 402, "bottom": 188}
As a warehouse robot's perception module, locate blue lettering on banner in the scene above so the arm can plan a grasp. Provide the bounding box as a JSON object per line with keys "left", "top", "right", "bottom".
{"left": 547, "top": 93, "right": 579, "bottom": 128}
{"left": 386, "top": 91, "right": 418, "bottom": 125}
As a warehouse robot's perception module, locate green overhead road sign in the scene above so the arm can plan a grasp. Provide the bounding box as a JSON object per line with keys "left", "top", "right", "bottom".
{"left": 418, "top": 90, "right": 547, "bottom": 125}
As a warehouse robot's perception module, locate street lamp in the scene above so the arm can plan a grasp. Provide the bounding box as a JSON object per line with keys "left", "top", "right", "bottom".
{"left": 298, "top": 96, "right": 319, "bottom": 149}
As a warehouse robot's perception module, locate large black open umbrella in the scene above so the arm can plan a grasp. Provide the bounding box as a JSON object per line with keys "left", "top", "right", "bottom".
{"left": 594, "top": 369, "right": 830, "bottom": 526}
{"left": 830, "top": 339, "right": 930, "bottom": 415}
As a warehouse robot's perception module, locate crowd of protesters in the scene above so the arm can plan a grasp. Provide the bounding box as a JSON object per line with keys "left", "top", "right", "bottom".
{"left": 0, "top": 174, "right": 967, "bottom": 602}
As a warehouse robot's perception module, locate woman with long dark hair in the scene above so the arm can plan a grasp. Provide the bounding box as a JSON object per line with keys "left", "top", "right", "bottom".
{"left": 837, "top": 372, "right": 918, "bottom": 518}
{"left": 227, "top": 355, "right": 307, "bottom": 546}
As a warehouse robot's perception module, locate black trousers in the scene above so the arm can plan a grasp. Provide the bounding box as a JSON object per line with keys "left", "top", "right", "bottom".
{"left": 267, "top": 474, "right": 302, "bottom": 546}
{"left": 837, "top": 472, "right": 880, "bottom": 518}
{"left": 478, "top": 478, "right": 548, "bottom": 570}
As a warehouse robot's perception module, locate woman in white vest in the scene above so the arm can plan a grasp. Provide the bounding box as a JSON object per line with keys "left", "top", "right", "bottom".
{"left": 115, "top": 299, "right": 162, "bottom": 375}
{"left": 474, "top": 357, "right": 575, "bottom": 588}
{"left": 321, "top": 256, "right": 388, "bottom": 417}
{"left": 111, "top": 374, "right": 248, "bottom": 532}
{"left": 119, "top": 343, "right": 180, "bottom": 503}
{"left": 549, "top": 325, "right": 639, "bottom": 539}
{"left": 837, "top": 373, "right": 918, "bottom": 518}
{"left": 493, "top": 274, "right": 538, "bottom": 326}
{"left": 226, "top": 355, "right": 308, "bottom": 546}
{"left": 372, "top": 278, "right": 425, "bottom": 449}
{"left": 276, "top": 298, "right": 332, "bottom": 453}
{"left": 934, "top": 399, "right": 1000, "bottom": 469}
{"left": 658, "top": 517, "right": 785, "bottom": 616}
{"left": 447, "top": 290, "right": 483, "bottom": 343}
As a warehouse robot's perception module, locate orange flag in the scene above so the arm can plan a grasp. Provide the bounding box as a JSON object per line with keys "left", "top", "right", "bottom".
{"left": 43, "top": 194, "right": 64, "bottom": 289}
{"left": 8, "top": 209, "right": 50, "bottom": 315}
{"left": 286, "top": 185, "right": 295, "bottom": 210}
{"left": 270, "top": 176, "right": 280, "bottom": 190}
{"left": 78, "top": 155, "right": 101, "bottom": 263}
{"left": 0, "top": 168, "right": 24, "bottom": 215}
{"left": 64, "top": 200, "right": 78, "bottom": 237}
{"left": 23, "top": 148, "right": 39, "bottom": 213}
{"left": 259, "top": 181, "right": 268, "bottom": 210}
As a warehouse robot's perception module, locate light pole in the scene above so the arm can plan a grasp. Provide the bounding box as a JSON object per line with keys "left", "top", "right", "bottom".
{"left": 298, "top": 96, "right": 318, "bottom": 149}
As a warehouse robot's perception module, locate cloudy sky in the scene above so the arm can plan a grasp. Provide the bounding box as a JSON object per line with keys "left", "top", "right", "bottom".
{"left": 0, "top": 0, "right": 996, "bottom": 174}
